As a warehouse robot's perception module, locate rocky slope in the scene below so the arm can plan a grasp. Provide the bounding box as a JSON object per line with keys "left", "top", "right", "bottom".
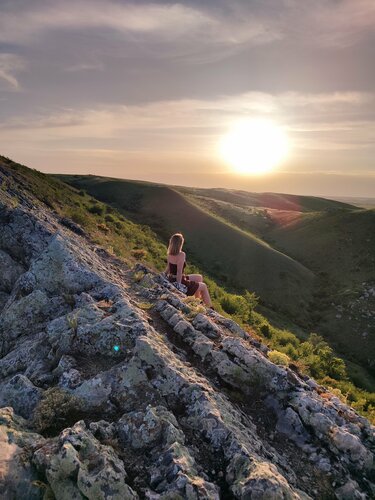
{"left": 0, "top": 174, "right": 374, "bottom": 499}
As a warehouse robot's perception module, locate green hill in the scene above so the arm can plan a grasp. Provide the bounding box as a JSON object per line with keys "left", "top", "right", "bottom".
{"left": 57, "top": 175, "right": 316, "bottom": 324}
{"left": 175, "top": 188, "right": 375, "bottom": 389}
{"left": 179, "top": 186, "right": 355, "bottom": 212}
{"left": 267, "top": 208, "right": 375, "bottom": 383}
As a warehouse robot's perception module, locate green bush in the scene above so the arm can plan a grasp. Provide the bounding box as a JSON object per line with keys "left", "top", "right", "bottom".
{"left": 220, "top": 295, "right": 241, "bottom": 315}
{"left": 304, "top": 334, "right": 347, "bottom": 380}
{"left": 219, "top": 291, "right": 257, "bottom": 322}
{"left": 259, "top": 322, "right": 271, "bottom": 338}
{"left": 283, "top": 344, "right": 298, "bottom": 360}
{"left": 131, "top": 248, "right": 148, "bottom": 260}
{"left": 88, "top": 203, "right": 105, "bottom": 216}
{"left": 69, "top": 209, "right": 87, "bottom": 227}
{"left": 274, "top": 330, "right": 300, "bottom": 347}
{"left": 33, "top": 388, "right": 83, "bottom": 435}
{"left": 268, "top": 350, "right": 290, "bottom": 366}
{"left": 105, "top": 214, "right": 115, "bottom": 223}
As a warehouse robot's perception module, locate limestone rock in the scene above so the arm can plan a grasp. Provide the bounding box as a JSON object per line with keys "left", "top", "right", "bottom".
{"left": 0, "top": 407, "right": 49, "bottom": 500}
{"left": 34, "top": 421, "right": 138, "bottom": 500}
{"left": 0, "top": 374, "right": 43, "bottom": 419}
{"left": 0, "top": 249, "right": 25, "bottom": 293}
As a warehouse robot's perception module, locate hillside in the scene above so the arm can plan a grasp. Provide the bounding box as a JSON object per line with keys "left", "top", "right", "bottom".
{"left": 58, "top": 174, "right": 375, "bottom": 390}
{"left": 180, "top": 189, "right": 375, "bottom": 390}
{"left": 1, "top": 157, "right": 375, "bottom": 499}
{"left": 178, "top": 186, "right": 355, "bottom": 212}
{"left": 57, "top": 175, "right": 316, "bottom": 325}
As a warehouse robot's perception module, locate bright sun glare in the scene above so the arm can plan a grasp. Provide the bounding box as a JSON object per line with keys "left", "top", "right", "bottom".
{"left": 220, "top": 119, "right": 289, "bottom": 175}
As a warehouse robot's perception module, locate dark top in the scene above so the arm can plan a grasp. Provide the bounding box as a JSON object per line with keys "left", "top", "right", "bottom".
{"left": 168, "top": 261, "right": 186, "bottom": 276}
{"left": 167, "top": 260, "right": 199, "bottom": 296}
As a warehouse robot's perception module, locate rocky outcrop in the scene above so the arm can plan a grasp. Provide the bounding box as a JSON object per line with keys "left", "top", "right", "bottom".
{"left": 34, "top": 420, "right": 138, "bottom": 500}
{"left": 0, "top": 407, "right": 49, "bottom": 499}
{"left": 0, "top": 192, "right": 374, "bottom": 499}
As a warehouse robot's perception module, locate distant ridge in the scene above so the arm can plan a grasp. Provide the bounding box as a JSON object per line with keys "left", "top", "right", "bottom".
{"left": 178, "top": 186, "right": 356, "bottom": 212}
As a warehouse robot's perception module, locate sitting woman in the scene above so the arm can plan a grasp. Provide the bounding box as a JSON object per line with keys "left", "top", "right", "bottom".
{"left": 165, "top": 232, "right": 212, "bottom": 307}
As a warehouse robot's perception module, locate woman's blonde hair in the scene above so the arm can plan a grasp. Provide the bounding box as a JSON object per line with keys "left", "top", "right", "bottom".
{"left": 168, "top": 233, "right": 184, "bottom": 255}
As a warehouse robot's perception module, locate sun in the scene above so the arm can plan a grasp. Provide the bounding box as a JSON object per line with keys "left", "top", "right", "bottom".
{"left": 219, "top": 119, "right": 289, "bottom": 175}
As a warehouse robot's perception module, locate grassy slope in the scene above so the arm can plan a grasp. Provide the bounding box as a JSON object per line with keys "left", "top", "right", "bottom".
{"left": 179, "top": 189, "right": 375, "bottom": 389}
{"left": 57, "top": 175, "right": 315, "bottom": 324}
{"left": 0, "top": 158, "right": 167, "bottom": 270}
{"left": 268, "top": 209, "right": 375, "bottom": 384}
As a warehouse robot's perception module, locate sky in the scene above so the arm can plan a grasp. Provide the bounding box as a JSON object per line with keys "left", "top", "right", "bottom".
{"left": 0, "top": 0, "right": 375, "bottom": 197}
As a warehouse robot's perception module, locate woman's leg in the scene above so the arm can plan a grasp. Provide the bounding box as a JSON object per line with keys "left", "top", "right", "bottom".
{"left": 195, "top": 282, "right": 212, "bottom": 307}
{"left": 188, "top": 274, "right": 203, "bottom": 283}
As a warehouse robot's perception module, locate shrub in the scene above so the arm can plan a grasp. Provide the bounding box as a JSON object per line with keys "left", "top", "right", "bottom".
{"left": 88, "top": 203, "right": 105, "bottom": 216}
{"left": 40, "top": 195, "right": 55, "bottom": 209}
{"left": 274, "top": 330, "right": 299, "bottom": 347}
{"left": 66, "top": 312, "right": 78, "bottom": 336}
{"left": 133, "top": 270, "right": 146, "bottom": 282}
{"left": 131, "top": 249, "right": 148, "bottom": 260}
{"left": 268, "top": 350, "right": 290, "bottom": 366}
{"left": 304, "top": 333, "right": 348, "bottom": 380}
{"left": 283, "top": 344, "right": 298, "bottom": 360}
{"left": 219, "top": 291, "right": 257, "bottom": 321}
{"left": 259, "top": 322, "right": 271, "bottom": 338}
{"left": 220, "top": 295, "right": 239, "bottom": 315}
{"left": 68, "top": 209, "right": 87, "bottom": 227}
{"left": 97, "top": 223, "right": 109, "bottom": 233}
{"left": 105, "top": 214, "right": 115, "bottom": 223}
{"left": 33, "top": 388, "right": 83, "bottom": 435}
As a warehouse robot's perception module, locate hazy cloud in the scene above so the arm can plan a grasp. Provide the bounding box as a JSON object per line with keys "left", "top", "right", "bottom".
{"left": 0, "top": 54, "right": 25, "bottom": 89}
{"left": 64, "top": 62, "right": 104, "bottom": 73}
{"left": 291, "top": 0, "right": 375, "bottom": 48}
{"left": 2, "top": 91, "right": 374, "bottom": 156}
{"left": 0, "top": 1, "right": 280, "bottom": 49}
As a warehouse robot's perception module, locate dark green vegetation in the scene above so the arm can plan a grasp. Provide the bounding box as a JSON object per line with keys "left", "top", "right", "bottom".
{"left": 32, "top": 388, "right": 84, "bottom": 436}
{"left": 58, "top": 174, "right": 375, "bottom": 392}
{"left": 1, "top": 155, "right": 374, "bottom": 422}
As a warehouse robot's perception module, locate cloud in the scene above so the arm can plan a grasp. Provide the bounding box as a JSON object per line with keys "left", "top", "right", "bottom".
{"left": 278, "top": 0, "right": 375, "bottom": 48}
{"left": 0, "top": 0, "right": 280, "bottom": 52}
{"left": 0, "top": 54, "right": 25, "bottom": 90}
{"left": 1, "top": 91, "right": 374, "bottom": 158}
{"left": 0, "top": 0, "right": 373, "bottom": 61}
{"left": 64, "top": 62, "right": 104, "bottom": 73}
